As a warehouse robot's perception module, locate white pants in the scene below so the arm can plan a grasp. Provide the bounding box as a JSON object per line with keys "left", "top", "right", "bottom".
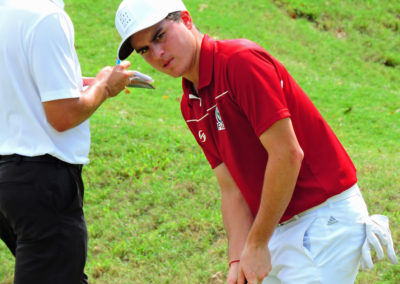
{"left": 263, "top": 184, "right": 369, "bottom": 284}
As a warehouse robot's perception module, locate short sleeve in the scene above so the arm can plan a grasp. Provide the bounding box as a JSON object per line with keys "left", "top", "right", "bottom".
{"left": 201, "top": 145, "right": 222, "bottom": 169}
{"left": 227, "top": 49, "right": 290, "bottom": 136}
{"left": 28, "top": 11, "right": 82, "bottom": 102}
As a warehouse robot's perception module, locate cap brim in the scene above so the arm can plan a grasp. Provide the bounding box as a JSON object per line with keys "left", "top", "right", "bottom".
{"left": 117, "top": 37, "right": 134, "bottom": 61}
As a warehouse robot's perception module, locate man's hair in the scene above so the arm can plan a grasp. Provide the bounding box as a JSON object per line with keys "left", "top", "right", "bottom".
{"left": 165, "top": 11, "right": 201, "bottom": 32}
{"left": 166, "top": 11, "right": 181, "bottom": 22}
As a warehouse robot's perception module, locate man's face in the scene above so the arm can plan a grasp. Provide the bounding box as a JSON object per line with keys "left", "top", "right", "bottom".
{"left": 129, "top": 14, "right": 197, "bottom": 79}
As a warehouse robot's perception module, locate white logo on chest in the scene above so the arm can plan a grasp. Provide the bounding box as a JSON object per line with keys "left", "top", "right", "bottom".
{"left": 215, "top": 107, "right": 225, "bottom": 131}
{"left": 198, "top": 130, "right": 206, "bottom": 143}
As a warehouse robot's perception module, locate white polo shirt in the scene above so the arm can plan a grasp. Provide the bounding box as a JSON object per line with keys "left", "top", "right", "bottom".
{"left": 0, "top": 0, "right": 90, "bottom": 164}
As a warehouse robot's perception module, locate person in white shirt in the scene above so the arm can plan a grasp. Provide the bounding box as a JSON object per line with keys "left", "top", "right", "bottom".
{"left": 0, "top": 0, "right": 134, "bottom": 283}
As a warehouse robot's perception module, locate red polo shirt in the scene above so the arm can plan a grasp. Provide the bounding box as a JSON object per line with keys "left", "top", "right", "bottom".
{"left": 180, "top": 35, "right": 357, "bottom": 222}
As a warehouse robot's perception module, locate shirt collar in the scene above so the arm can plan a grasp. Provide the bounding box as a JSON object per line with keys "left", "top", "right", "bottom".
{"left": 182, "top": 34, "right": 215, "bottom": 99}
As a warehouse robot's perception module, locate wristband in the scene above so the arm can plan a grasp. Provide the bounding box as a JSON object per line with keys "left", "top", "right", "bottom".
{"left": 229, "top": 259, "right": 240, "bottom": 267}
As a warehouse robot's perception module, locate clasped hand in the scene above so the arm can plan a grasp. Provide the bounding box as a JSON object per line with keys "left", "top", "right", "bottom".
{"left": 227, "top": 244, "right": 271, "bottom": 284}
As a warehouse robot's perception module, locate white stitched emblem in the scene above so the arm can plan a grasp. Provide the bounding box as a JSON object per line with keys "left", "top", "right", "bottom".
{"left": 215, "top": 107, "right": 225, "bottom": 131}
{"left": 198, "top": 130, "right": 206, "bottom": 142}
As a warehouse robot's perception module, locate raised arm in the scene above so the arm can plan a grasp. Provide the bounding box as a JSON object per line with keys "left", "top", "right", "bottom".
{"left": 43, "top": 61, "right": 134, "bottom": 132}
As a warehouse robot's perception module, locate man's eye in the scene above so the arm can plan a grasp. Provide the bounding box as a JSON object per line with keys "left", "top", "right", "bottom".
{"left": 155, "top": 32, "right": 165, "bottom": 40}
{"left": 137, "top": 47, "right": 148, "bottom": 55}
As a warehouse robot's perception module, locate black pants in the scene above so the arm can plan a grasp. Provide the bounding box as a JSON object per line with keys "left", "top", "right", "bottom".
{"left": 0, "top": 155, "right": 89, "bottom": 284}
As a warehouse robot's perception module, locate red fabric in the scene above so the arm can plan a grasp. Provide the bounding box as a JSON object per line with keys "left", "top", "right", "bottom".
{"left": 181, "top": 35, "right": 357, "bottom": 222}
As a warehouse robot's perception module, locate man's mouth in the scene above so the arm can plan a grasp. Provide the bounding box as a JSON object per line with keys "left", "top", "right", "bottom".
{"left": 163, "top": 58, "right": 173, "bottom": 69}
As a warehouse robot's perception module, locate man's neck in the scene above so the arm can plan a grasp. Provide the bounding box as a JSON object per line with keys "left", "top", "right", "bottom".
{"left": 183, "top": 32, "right": 203, "bottom": 90}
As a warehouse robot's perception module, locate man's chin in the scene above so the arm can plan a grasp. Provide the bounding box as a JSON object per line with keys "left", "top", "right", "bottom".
{"left": 165, "top": 70, "right": 182, "bottom": 78}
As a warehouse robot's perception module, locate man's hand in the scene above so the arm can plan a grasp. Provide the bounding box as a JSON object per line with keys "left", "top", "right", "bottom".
{"left": 95, "top": 60, "right": 134, "bottom": 98}
{"left": 237, "top": 243, "right": 271, "bottom": 284}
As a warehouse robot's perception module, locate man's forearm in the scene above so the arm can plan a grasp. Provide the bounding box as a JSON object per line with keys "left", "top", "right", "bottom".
{"left": 222, "top": 186, "right": 254, "bottom": 261}
{"left": 246, "top": 148, "right": 303, "bottom": 247}
{"left": 214, "top": 163, "right": 254, "bottom": 262}
{"left": 42, "top": 81, "right": 109, "bottom": 132}
{"left": 244, "top": 118, "right": 304, "bottom": 247}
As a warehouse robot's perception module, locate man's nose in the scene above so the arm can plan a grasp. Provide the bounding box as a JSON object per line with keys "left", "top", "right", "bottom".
{"left": 151, "top": 44, "right": 164, "bottom": 59}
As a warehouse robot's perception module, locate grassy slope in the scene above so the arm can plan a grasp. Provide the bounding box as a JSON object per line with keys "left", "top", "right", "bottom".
{"left": 0, "top": 0, "right": 399, "bottom": 283}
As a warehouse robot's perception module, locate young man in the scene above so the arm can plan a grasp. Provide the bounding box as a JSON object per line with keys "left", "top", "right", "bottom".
{"left": 115, "top": 0, "right": 397, "bottom": 283}
{"left": 0, "top": 0, "right": 134, "bottom": 283}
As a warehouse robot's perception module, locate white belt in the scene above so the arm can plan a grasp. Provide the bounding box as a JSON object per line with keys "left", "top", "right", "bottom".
{"left": 278, "top": 184, "right": 360, "bottom": 227}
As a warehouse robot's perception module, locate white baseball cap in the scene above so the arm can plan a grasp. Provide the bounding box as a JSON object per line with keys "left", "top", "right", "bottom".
{"left": 115, "top": 0, "right": 187, "bottom": 60}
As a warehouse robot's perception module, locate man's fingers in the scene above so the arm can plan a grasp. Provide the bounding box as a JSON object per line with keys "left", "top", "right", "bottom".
{"left": 238, "top": 270, "right": 258, "bottom": 284}
{"left": 117, "top": 60, "right": 131, "bottom": 69}
{"left": 245, "top": 276, "right": 257, "bottom": 284}
{"left": 237, "top": 269, "right": 246, "bottom": 284}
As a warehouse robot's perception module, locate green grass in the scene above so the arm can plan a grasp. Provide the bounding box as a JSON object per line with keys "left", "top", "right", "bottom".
{"left": 1, "top": 0, "right": 399, "bottom": 283}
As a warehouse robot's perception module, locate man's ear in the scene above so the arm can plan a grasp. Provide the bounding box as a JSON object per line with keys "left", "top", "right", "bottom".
{"left": 181, "top": 10, "right": 193, "bottom": 29}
